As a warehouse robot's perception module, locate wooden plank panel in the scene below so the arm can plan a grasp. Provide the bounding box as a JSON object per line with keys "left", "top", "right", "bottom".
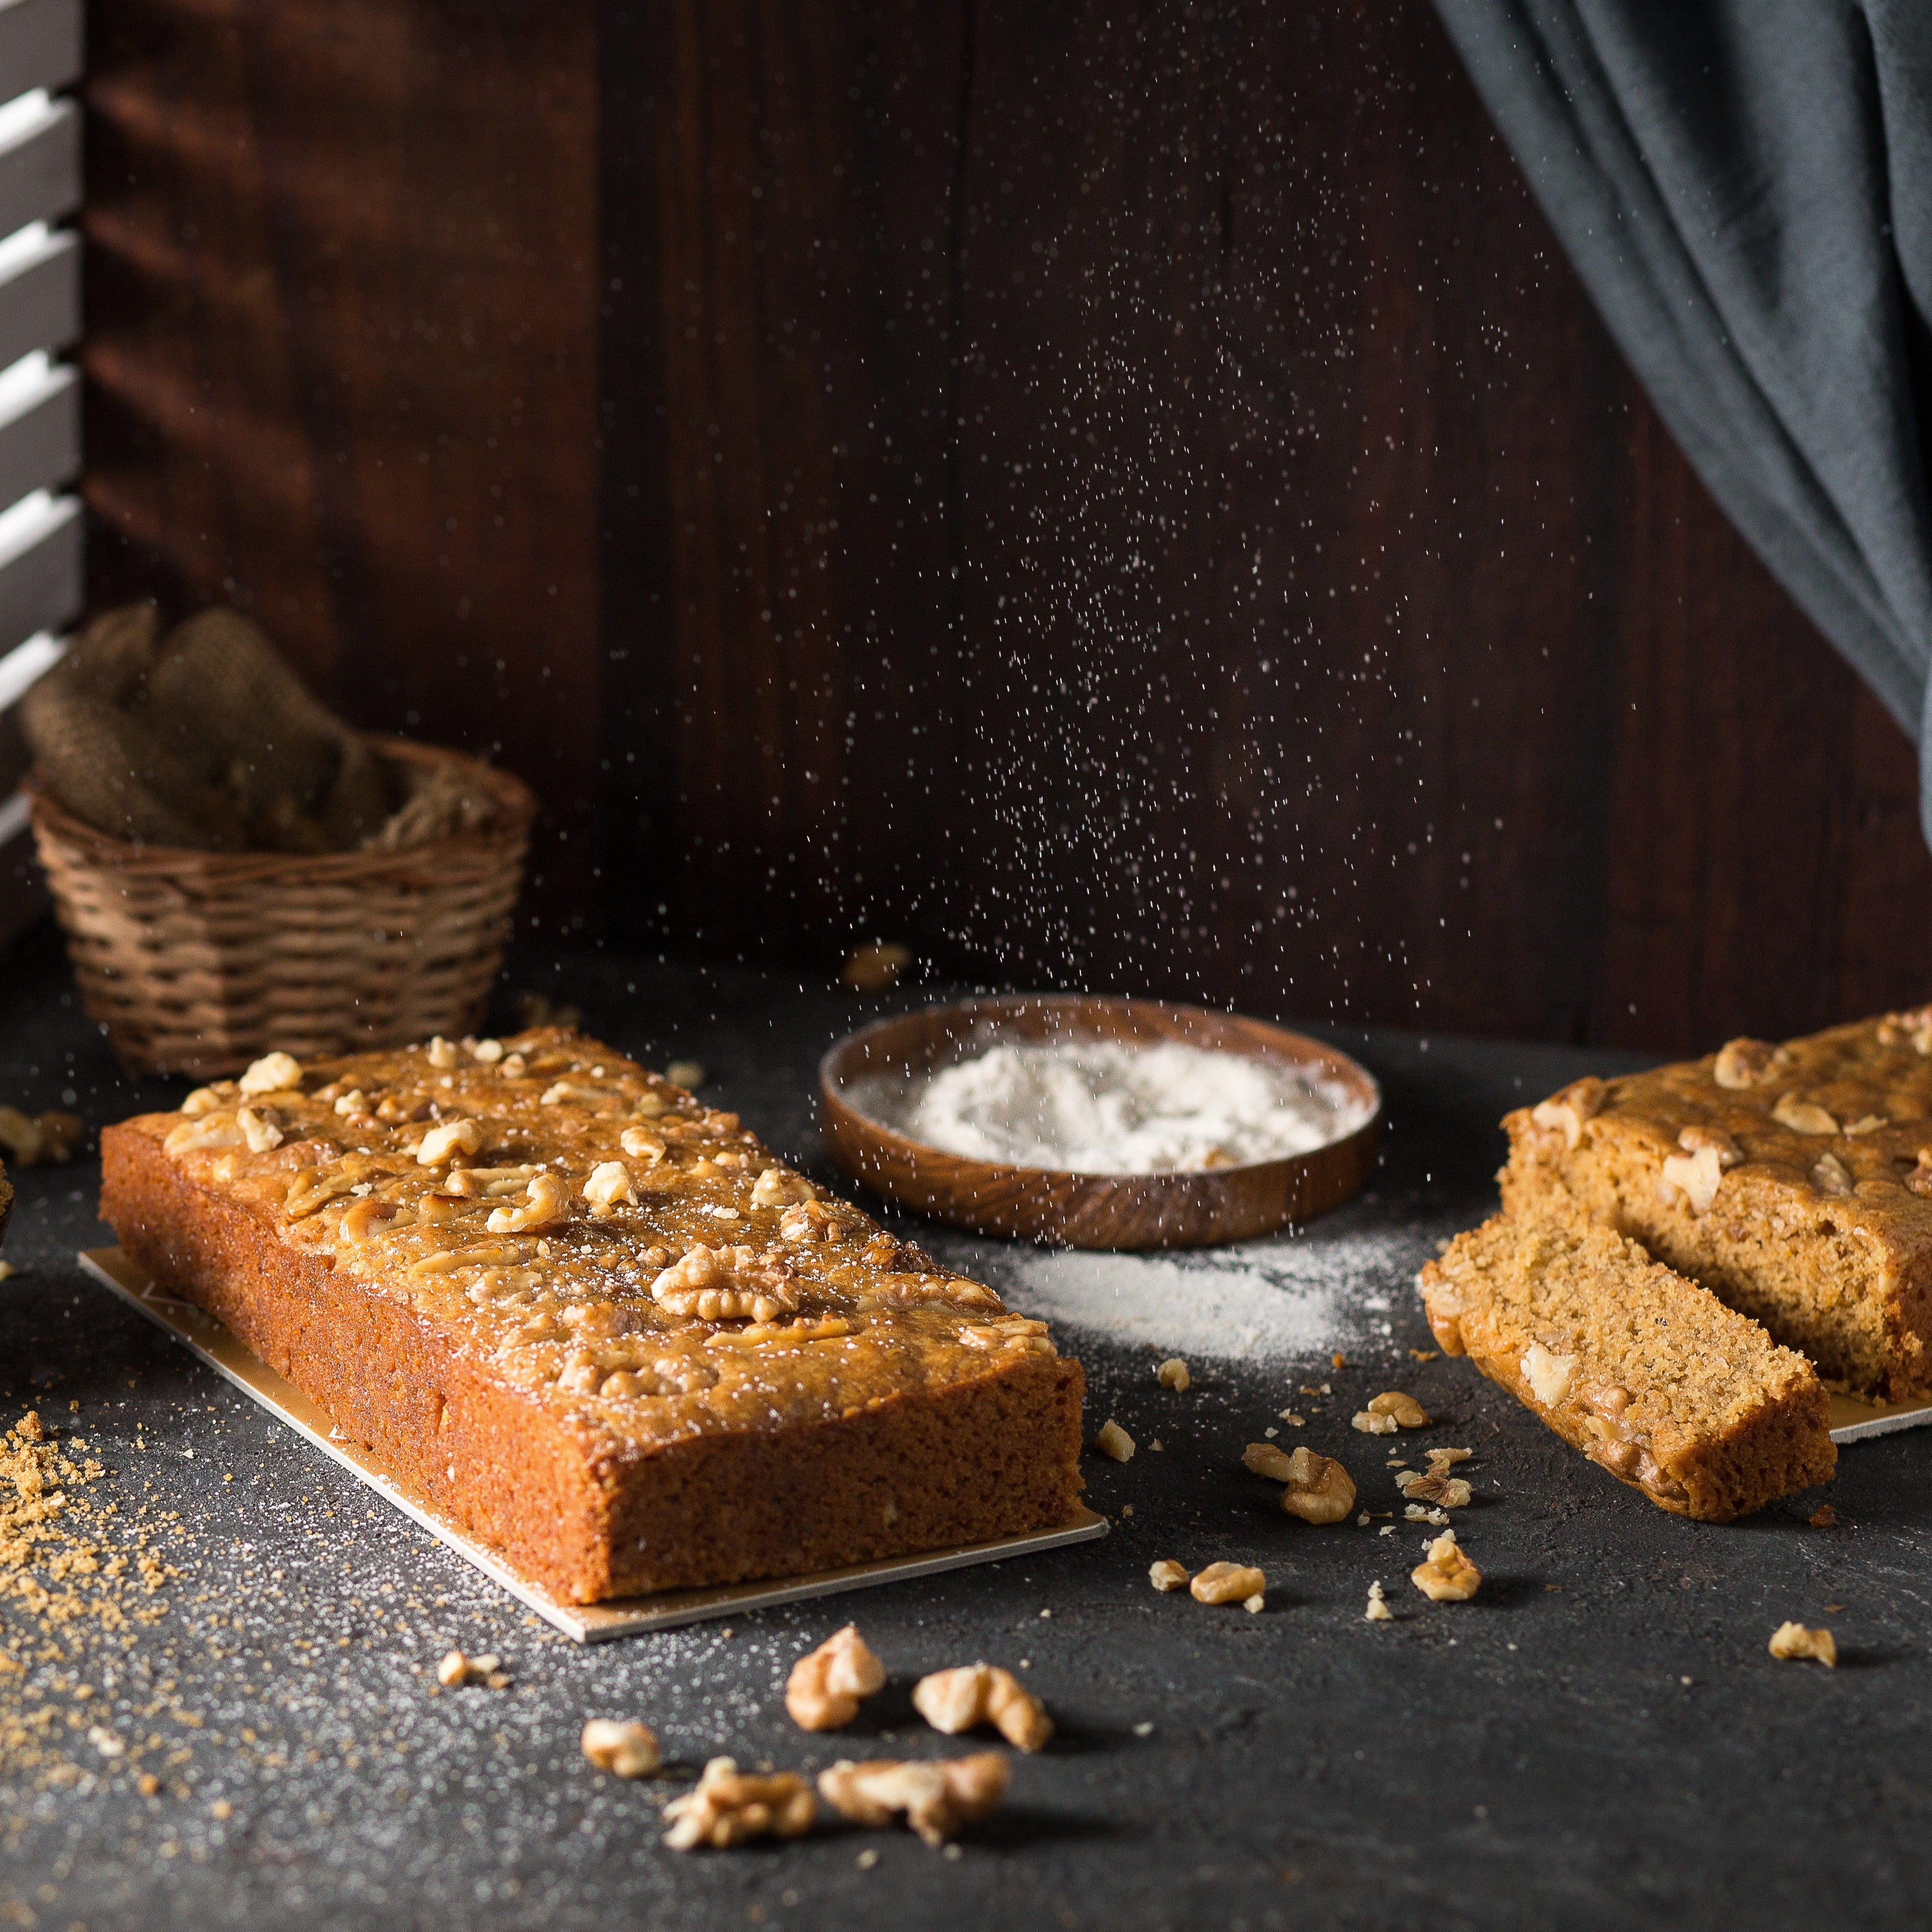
{"left": 613, "top": 0, "right": 969, "bottom": 959}
{"left": 0, "top": 95, "right": 78, "bottom": 237}
{"left": 82, "top": 0, "right": 600, "bottom": 924}
{"left": 0, "top": 0, "right": 81, "bottom": 101}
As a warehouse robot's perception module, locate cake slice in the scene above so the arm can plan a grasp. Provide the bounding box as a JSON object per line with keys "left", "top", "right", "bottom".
{"left": 100, "top": 1029, "right": 1086, "bottom": 1604}
{"left": 1418, "top": 1212, "right": 1833, "bottom": 1521}
{"left": 1501, "top": 1010, "right": 1932, "bottom": 1400}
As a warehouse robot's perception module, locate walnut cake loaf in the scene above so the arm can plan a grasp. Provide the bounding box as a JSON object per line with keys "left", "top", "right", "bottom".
{"left": 1419, "top": 1213, "right": 1833, "bottom": 1521}
{"left": 1502, "top": 1011, "right": 1932, "bottom": 1400}
{"left": 100, "top": 1031, "right": 1086, "bottom": 1603}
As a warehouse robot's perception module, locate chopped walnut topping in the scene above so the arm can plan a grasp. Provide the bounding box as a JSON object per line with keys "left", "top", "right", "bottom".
{"left": 1395, "top": 1469, "right": 1471, "bottom": 1508}
{"left": 912, "top": 1664, "right": 1052, "bottom": 1751}
{"left": 1410, "top": 1529, "right": 1481, "bottom": 1602}
{"left": 751, "top": 1166, "right": 817, "bottom": 1209}
{"left": 1190, "top": 1561, "right": 1265, "bottom": 1606}
{"left": 426, "top": 1036, "right": 459, "bottom": 1070}
{"left": 785, "top": 1625, "right": 887, "bottom": 1731}
{"left": 181, "top": 1083, "right": 235, "bottom": 1117}
{"left": 582, "top": 1718, "right": 662, "bottom": 1777}
{"left": 1773, "top": 1094, "right": 1839, "bottom": 1136}
{"left": 1661, "top": 1125, "right": 1744, "bottom": 1213}
{"left": 236, "top": 1106, "right": 284, "bottom": 1153}
{"left": 486, "top": 1169, "right": 572, "bottom": 1233}
{"left": 1713, "top": 1038, "right": 1784, "bottom": 1089}
{"left": 956, "top": 1312, "right": 1047, "bottom": 1347}
{"left": 446, "top": 1164, "right": 539, "bottom": 1199}
{"left": 1520, "top": 1342, "right": 1576, "bottom": 1407}
{"left": 163, "top": 1111, "right": 248, "bottom": 1157}
{"left": 778, "top": 1199, "right": 840, "bottom": 1243}
{"left": 817, "top": 1752, "right": 1008, "bottom": 1848}
{"left": 1845, "top": 1113, "right": 1887, "bottom": 1135}
{"left": 583, "top": 1161, "right": 636, "bottom": 1208}
{"left": 1767, "top": 1622, "right": 1837, "bottom": 1666}
{"left": 1149, "top": 1559, "right": 1190, "bottom": 1592}
{"left": 417, "top": 1118, "right": 484, "bottom": 1166}
{"left": 650, "top": 1244, "right": 799, "bottom": 1323}
{"left": 662, "top": 1757, "right": 816, "bottom": 1850}
{"left": 471, "top": 1037, "right": 505, "bottom": 1063}
{"left": 238, "top": 1051, "right": 303, "bottom": 1096}
{"left": 1095, "top": 1418, "right": 1135, "bottom": 1461}
{"left": 1156, "top": 1357, "right": 1191, "bottom": 1391}
{"left": 1907, "top": 1149, "right": 1932, "bottom": 1197}
{"left": 1529, "top": 1077, "right": 1605, "bottom": 1149}
{"left": 1366, "top": 1390, "right": 1429, "bottom": 1428}
{"left": 1365, "top": 1582, "right": 1392, "bottom": 1622}
{"left": 1811, "top": 1151, "right": 1853, "bottom": 1198}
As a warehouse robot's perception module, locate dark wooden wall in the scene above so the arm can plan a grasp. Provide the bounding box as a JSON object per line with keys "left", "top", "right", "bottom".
{"left": 78, "top": 0, "right": 1932, "bottom": 1053}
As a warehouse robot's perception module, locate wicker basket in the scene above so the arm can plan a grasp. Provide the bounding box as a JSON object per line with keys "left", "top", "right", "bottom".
{"left": 26, "top": 739, "right": 536, "bottom": 1079}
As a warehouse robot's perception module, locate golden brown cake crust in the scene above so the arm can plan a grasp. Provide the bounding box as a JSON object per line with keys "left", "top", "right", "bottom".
{"left": 99, "top": 1029, "right": 1086, "bottom": 1602}
{"left": 1419, "top": 1212, "right": 1833, "bottom": 1522}
{"left": 1501, "top": 1012, "right": 1932, "bottom": 1400}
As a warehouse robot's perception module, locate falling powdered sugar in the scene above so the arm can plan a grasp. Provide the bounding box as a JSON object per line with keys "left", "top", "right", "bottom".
{"left": 850, "top": 1038, "right": 1367, "bottom": 1174}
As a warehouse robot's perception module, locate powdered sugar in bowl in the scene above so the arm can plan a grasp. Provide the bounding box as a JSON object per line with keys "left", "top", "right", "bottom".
{"left": 820, "top": 996, "right": 1381, "bottom": 1249}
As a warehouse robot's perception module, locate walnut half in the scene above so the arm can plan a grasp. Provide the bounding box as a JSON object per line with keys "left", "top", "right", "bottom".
{"left": 1244, "top": 1444, "right": 1356, "bottom": 1524}
{"left": 817, "top": 1753, "right": 1008, "bottom": 1848}
{"left": 650, "top": 1245, "right": 799, "bottom": 1323}
{"left": 661, "top": 1758, "right": 816, "bottom": 1850}
{"left": 912, "top": 1664, "right": 1053, "bottom": 1752}
{"left": 785, "top": 1625, "right": 886, "bottom": 1732}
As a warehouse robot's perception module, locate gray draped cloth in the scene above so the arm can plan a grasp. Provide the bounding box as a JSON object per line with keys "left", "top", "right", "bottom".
{"left": 1432, "top": 0, "right": 1932, "bottom": 842}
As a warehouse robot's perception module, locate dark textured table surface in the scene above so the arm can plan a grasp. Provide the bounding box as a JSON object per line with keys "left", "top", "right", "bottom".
{"left": 2, "top": 926, "right": 1928, "bottom": 1932}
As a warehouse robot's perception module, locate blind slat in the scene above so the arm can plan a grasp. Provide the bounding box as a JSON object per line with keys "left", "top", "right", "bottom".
{"left": 0, "top": 0, "right": 79, "bottom": 101}
{"left": 0, "top": 489, "right": 77, "bottom": 655}
{"left": 0, "top": 356, "right": 73, "bottom": 504}
{"left": 0, "top": 94, "right": 75, "bottom": 236}
{"left": 0, "top": 225, "right": 74, "bottom": 367}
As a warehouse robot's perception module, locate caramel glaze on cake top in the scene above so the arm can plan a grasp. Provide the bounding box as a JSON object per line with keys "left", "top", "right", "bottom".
{"left": 123, "top": 1028, "right": 1061, "bottom": 1447}
{"left": 1503, "top": 1008, "right": 1932, "bottom": 1399}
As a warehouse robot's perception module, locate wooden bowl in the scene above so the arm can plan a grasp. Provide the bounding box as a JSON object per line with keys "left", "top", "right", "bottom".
{"left": 820, "top": 995, "right": 1381, "bottom": 1249}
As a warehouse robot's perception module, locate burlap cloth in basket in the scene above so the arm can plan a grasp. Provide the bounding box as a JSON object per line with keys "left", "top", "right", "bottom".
{"left": 18, "top": 604, "right": 502, "bottom": 853}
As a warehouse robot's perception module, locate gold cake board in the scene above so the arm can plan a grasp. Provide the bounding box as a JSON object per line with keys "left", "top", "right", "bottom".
{"left": 78, "top": 1246, "right": 1109, "bottom": 1644}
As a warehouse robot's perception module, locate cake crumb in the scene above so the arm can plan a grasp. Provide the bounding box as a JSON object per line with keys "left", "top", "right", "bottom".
{"left": 1807, "top": 1505, "right": 1837, "bottom": 1528}
{"left": 1332, "top": 1353, "right": 1346, "bottom": 1370}
{"left": 1408, "top": 1348, "right": 1439, "bottom": 1362}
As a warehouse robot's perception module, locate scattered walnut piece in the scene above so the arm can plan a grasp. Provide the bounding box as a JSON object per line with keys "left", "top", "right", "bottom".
{"left": 818, "top": 1752, "right": 1007, "bottom": 1847}
{"left": 1366, "top": 1390, "right": 1429, "bottom": 1428}
{"left": 1365, "top": 1582, "right": 1392, "bottom": 1623}
{"left": 1767, "top": 1622, "right": 1837, "bottom": 1667}
{"left": 1095, "top": 1419, "right": 1135, "bottom": 1462}
{"left": 1242, "top": 1441, "right": 1295, "bottom": 1481}
{"left": 1395, "top": 1469, "right": 1471, "bottom": 1508}
{"left": 1424, "top": 1446, "right": 1472, "bottom": 1471}
{"left": 1283, "top": 1448, "right": 1356, "bottom": 1525}
{"left": 912, "top": 1664, "right": 1052, "bottom": 1752}
{"left": 1410, "top": 1529, "right": 1481, "bottom": 1602}
{"left": 0, "top": 1107, "right": 84, "bottom": 1165}
{"left": 436, "top": 1650, "right": 507, "bottom": 1689}
{"left": 662, "top": 1757, "right": 816, "bottom": 1849}
{"left": 785, "top": 1624, "right": 887, "bottom": 1731}
{"left": 1190, "top": 1561, "right": 1266, "bottom": 1606}
{"left": 1351, "top": 1409, "right": 1398, "bottom": 1436}
{"left": 582, "top": 1718, "right": 662, "bottom": 1777}
{"left": 1149, "top": 1559, "right": 1190, "bottom": 1593}
{"left": 1156, "top": 1357, "right": 1191, "bottom": 1392}
{"left": 842, "top": 942, "right": 913, "bottom": 993}
{"left": 1773, "top": 1093, "right": 1839, "bottom": 1136}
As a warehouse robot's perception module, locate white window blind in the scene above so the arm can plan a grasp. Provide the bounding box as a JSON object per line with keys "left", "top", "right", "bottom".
{"left": 0, "top": 0, "right": 82, "bottom": 948}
